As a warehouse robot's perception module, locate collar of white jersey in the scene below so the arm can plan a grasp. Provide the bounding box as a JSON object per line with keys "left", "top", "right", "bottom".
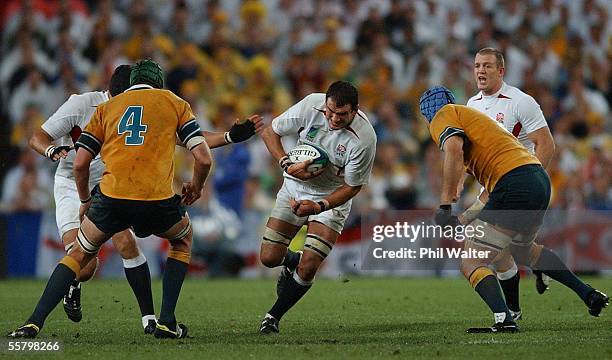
{"left": 481, "top": 81, "right": 508, "bottom": 98}
{"left": 124, "top": 84, "right": 154, "bottom": 92}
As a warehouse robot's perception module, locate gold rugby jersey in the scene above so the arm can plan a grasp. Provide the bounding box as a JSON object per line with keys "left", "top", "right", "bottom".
{"left": 77, "top": 84, "right": 202, "bottom": 200}
{"left": 429, "top": 104, "right": 540, "bottom": 192}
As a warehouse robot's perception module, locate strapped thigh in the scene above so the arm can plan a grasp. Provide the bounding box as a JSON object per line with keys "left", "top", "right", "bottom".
{"left": 77, "top": 227, "right": 101, "bottom": 255}
{"left": 469, "top": 219, "right": 513, "bottom": 251}
{"left": 262, "top": 227, "right": 293, "bottom": 246}
{"left": 303, "top": 233, "right": 334, "bottom": 259}
{"left": 166, "top": 217, "right": 192, "bottom": 242}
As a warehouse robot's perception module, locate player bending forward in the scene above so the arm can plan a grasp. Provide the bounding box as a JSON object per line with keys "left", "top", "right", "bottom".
{"left": 420, "top": 86, "right": 608, "bottom": 333}
{"left": 258, "top": 81, "right": 376, "bottom": 334}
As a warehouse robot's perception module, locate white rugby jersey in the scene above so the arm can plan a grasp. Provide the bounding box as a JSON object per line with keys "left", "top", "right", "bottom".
{"left": 466, "top": 82, "right": 548, "bottom": 153}
{"left": 41, "top": 91, "right": 108, "bottom": 181}
{"left": 272, "top": 93, "right": 377, "bottom": 194}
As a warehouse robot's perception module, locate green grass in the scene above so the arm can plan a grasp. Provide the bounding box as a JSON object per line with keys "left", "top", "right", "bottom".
{"left": 1, "top": 276, "right": 611, "bottom": 359}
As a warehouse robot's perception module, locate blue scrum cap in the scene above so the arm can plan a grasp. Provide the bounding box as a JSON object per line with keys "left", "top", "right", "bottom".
{"left": 419, "top": 86, "right": 456, "bottom": 123}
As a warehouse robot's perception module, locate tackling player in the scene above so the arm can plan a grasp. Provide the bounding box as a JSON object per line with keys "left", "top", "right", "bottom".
{"left": 463, "top": 47, "right": 556, "bottom": 320}
{"left": 258, "top": 81, "right": 377, "bottom": 334}
{"left": 8, "top": 59, "right": 261, "bottom": 339}
{"left": 420, "top": 86, "right": 608, "bottom": 333}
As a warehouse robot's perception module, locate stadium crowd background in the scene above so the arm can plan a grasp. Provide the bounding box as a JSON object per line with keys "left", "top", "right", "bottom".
{"left": 0, "top": 0, "right": 610, "bottom": 277}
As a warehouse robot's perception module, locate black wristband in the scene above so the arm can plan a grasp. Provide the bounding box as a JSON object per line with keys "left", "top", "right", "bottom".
{"left": 80, "top": 197, "right": 92, "bottom": 204}
{"left": 439, "top": 204, "right": 452, "bottom": 211}
{"left": 279, "top": 155, "right": 293, "bottom": 173}
{"left": 317, "top": 201, "right": 327, "bottom": 213}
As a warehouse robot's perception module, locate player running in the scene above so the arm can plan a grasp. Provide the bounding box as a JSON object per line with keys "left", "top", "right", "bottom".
{"left": 258, "top": 81, "right": 376, "bottom": 334}
{"left": 420, "top": 85, "right": 608, "bottom": 333}
{"left": 463, "top": 47, "right": 556, "bottom": 320}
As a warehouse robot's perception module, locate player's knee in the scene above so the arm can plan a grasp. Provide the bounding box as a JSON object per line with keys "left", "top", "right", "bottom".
{"left": 510, "top": 242, "right": 542, "bottom": 268}
{"left": 260, "top": 227, "right": 293, "bottom": 268}
{"left": 460, "top": 257, "right": 488, "bottom": 280}
{"left": 77, "top": 256, "right": 98, "bottom": 282}
{"left": 259, "top": 246, "right": 284, "bottom": 268}
{"left": 112, "top": 232, "right": 140, "bottom": 260}
{"left": 491, "top": 250, "right": 515, "bottom": 273}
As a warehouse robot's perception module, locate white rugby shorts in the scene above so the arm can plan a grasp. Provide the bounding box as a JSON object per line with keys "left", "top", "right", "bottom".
{"left": 53, "top": 175, "right": 100, "bottom": 236}
{"left": 270, "top": 180, "right": 351, "bottom": 234}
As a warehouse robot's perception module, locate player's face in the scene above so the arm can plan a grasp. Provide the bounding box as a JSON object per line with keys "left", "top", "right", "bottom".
{"left": 474, "top": 53, "right": 504, "bottom": 94}
{"left": 325, "top": 98, "right": 357, "bottom": 130}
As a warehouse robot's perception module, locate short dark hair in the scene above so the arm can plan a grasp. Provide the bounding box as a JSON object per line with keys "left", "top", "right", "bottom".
{"left": 476, "top": 47, "right": 505, "bottom": 69}
{"left": 326, "top": 80, "right": 358, "bottom": 111}
{"left": 109, "top": 65, "right": 132, "bottom": 96}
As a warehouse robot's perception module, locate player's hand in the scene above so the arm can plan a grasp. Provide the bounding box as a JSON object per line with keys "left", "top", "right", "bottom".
{"left": 226, "top": 114, "right": 263, "bottom": 143}
{"left": 434, "top": 205, "right": 460, "bottom": 227}
{"left": 287, "top": 159, "right": 325, "bottom": 180}
{"left": 79, "top": 201, "right": 91, "bottom": 222}
{"left": 289, "top": 198, "right": 321, "bottom": 217}
{"left": 45, "top": 145, "right": 72, "bottom": 162}
{"left": 181, "top": 182, "right": 202, "bottom": 205}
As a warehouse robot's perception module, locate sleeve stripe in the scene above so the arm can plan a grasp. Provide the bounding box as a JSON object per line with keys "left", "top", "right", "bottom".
{"left": 179, "top": 119, "right": 197, "bottom": 132}
{"left": 75, "top": 141, "right": 97, "bottom": 156}
{"left": 81, "top": 131, "right": 101, "bottom": 146}
{"left": 177, "top": 119, "right": 201, "bottom": 143}
{"left": 75, "top": 132, "right": 102, "bottom": 156}
{"left": 438, "top": 127, "right": 465, "bottom": 149}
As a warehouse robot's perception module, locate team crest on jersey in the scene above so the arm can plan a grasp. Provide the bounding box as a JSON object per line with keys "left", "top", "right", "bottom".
{"left": 495, "top": 113, "right": 505, "bottom": 123}
{"left": 335, "top": 144, "right": 346, "bottom": 158}
{"left": 306, "top": 126, "right": 320, "bottom": 141}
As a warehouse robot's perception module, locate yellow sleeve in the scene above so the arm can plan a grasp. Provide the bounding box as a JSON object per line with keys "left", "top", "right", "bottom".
{"left": 83, "top": 106, "right": 104, "bottom": 142}
{"left": 176, "top": 98, "right": 196, "bottom": 129}
{"left": 429, "top": 106, "right": 465, "bottom": 150}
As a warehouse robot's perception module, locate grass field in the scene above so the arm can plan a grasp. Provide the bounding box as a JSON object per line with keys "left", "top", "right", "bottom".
{"left": 1, "top": 276, "right": 611, "bottom": 359}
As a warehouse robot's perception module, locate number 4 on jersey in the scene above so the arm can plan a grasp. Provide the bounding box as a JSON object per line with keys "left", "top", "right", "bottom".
{"left": 118, "top": 106, "right": 147, "bottom": 145}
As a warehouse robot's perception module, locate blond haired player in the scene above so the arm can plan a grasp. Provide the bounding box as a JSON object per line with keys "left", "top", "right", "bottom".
{"left": 464, "top": 47, "right": 556, "bottom": 320}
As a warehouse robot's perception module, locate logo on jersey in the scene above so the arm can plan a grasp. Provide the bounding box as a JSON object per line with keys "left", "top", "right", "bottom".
{"left": 335, "top": 144, "right": 346, "bottom": 158}
{"left": 495, "top": 113, "right": 505, "bottom": 123}
{"left": 306, "top": 126, "right": 320, "bottom": 141}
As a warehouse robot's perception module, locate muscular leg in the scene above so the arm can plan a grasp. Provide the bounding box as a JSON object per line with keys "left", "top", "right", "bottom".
{"left": 111, "top": 230, "right": 155, "bottom": 329}
{"left": 491, "top": 249, "right": 521, "bottom": 316}
{"left": 26, "top": 217, "right": 112, "bottom": 330}
{"left": 259, "top": 217, "right": 301, "bottom": 269}
{"left": 461, "top": 220, "right": 517, "bottom": 326}
{"left": 155, "top": 215, "right": 193, "bottom": 332}
{"left": 62, "top": 229, "right": 97, "bottom": 281}
{"left": 511, "top": 241, "right": 594, "bottom": 302}
{"left": 267, "top": 221, "right": 338, "bottom": 322}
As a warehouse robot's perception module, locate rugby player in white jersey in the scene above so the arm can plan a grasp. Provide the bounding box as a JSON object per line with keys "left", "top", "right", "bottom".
{"left": 258, "top": 81, "right": 376, "bottom": 334}
{"left": 463, "top": 47, "right": 556, "bottom": 320}
{"left": 28, "top": 65, "right": 263, "bottom": 334}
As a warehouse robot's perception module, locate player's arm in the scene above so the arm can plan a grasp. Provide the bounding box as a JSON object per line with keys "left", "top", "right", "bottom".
{"left": 290, "top": 183, "right": 362, "bottom": 217}
{"left": 440, "top": 136, "right": 465, "bottom": 205}
{"left": 177, "top": 115, "right": 264, "bottom": 149}
{"left": 73, "top": 147, "right": 95, "bottom": 203}
{"left": 527, "top": 126, "right": 555, "bottom": 169}
{"left": 206, "top": 114, "right": 264, "bottom": 149}
{"left": 29, "top": 128, "right": 71, "bottom": 161}
{"left": 177, "top": 118, "right": 213, "bottom": 205}
{"left": 181, "top": 141, "right": 213, "bottom": 205}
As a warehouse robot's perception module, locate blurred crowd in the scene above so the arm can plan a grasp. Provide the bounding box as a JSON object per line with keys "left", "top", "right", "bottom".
{"left": 0, "top": 0, "right": 610, "bottom": 274}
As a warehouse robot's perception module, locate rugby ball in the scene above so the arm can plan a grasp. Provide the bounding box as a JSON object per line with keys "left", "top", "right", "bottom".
{"left": 287, "top": 144, "right": 329, "bottom": 172}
